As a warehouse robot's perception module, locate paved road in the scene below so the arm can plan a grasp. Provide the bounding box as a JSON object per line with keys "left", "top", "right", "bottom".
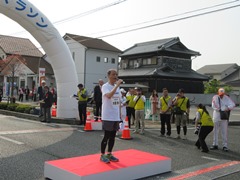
{"left": 0, "top": 111, "right": 240, "bottom": 180}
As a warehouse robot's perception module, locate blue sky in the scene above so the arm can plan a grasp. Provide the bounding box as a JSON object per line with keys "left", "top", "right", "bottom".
{"left": 1, "top": 0, "right": 240, "bottom": 70}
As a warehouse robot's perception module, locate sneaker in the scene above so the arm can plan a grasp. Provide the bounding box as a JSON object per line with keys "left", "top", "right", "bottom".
{"left": 159, "top": 134, "right": 165, "bottom": 137}
{"left": 139, "top": 131, "right": 144, "bottom": 135}
{"left": 201, "top": 149, "right": 209, "bottom": 153}
{"left": 210, "top": 145, "right": 218, "bottom": 150}
{"left": 133, "top": 130, "right": 139, "bottom": 134}
{"left": 107, "top": 154, "right": 119, "bottom": 162}
{"left": 182, "top": 135, "right": 187, "bottom": 140}
{"left": 223, "top": 147, "right": 228, "bottom": 152}
{"left": 100, "top": 154, "right": 110, "bottom": 163}
{"left": 166, "top": 134, "right": 171, "bottom": 138}
{"left": 175, "top": 135, "right": 181, "bottom": 139}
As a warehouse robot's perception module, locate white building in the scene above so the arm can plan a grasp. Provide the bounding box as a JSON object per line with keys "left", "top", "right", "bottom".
{"left": 63, "top": 33, "right": 122, "bottom": 93}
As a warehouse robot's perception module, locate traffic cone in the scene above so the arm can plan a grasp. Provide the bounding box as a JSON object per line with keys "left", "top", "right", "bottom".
{"left": 120, "top": 116, "right": 132, "bottom": 140}
{"left": 51, "top": 103, "right": 57, "bottom": 117}
{"left": 84, "top": 119, "right": 93, "bottom": 131}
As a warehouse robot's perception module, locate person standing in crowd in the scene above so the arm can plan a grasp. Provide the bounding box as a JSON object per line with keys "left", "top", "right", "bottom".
{"left": 38, "top": 80, "right": 46, "bottom": 117}
{"left": 133, "top": 88, "right": 146, "bottom": 135}
{"left": 172, "top": 88, "right": 190, "bottom": 140}
{"left": 0, "top": 88, "right": 3, "bottom": 102}
{"left": 25, "top": 86, "right": 30, "bottom": 101}
{"left": 194, "top": 104, "right": 214, "bottom": 153}
{"left": 100, "top": 69, "right": 123, "bottom": 163}
{"left": 50, "top": 86, "right": 57, "bottom": 104}
{"left": 77, "top": 83, "right": 88, "bottom": 126}
{"left": 210, "top": 88, "right": 235, "bottom": 152}
{"left": 118, "top": 88, "right": 127, "bottom": 134}
{"left": 18, "top": 87, "right": 24, "bottom": 102}
{"left": 32, "top": 86, "right": 37, "bottom": 102}
{"left": 159, "top": 88, "right": 172, "bottom": 137}
{"left": 94, "top": 79, "right": 104, "bottom": 121}
{"left": 149, "top": 89, "right": 159, "bottom": 122}
{"left": 126, "top": 88, "right": 136, "bottom": 128}
{"left": 40, "top": 86, "right": 53, "bottom": 123}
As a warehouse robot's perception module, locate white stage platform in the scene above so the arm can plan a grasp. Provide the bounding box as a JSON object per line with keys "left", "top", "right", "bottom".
{"left": 44, "top": 149, "right": 171, "bottom": 180}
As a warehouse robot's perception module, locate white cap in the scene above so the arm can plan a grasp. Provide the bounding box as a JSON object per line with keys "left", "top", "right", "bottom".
{"left": 120, "top": 88, "right": 126, "bottom": 93}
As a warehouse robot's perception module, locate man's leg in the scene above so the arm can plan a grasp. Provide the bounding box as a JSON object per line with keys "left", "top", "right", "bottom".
{"left": 78, "top": 103, "right": 83, "bottom": 125}
{"left": 166, "top": 114, "right": 171, "bottom": 136}
{"left": 95, "top": 102, "right": 100, "bottom": 121}
{"left": 82, "top": 103, "right": 87, "bottom": 126}
{"left": 46, "top": 107, "right": 51, "bottom": 123}
{"left": 160, "top": 114, "right": 166, "bottom": 136}
{"left": 221, "top": 120, "right": 228, "bottom": 149}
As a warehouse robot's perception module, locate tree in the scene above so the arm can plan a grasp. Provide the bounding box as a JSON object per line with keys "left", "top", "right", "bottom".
{"left": 204, "top": 79, "right": 233, "bottom": 94}
{"left": 0, "top": 55, "right": 27, "bottom": 103}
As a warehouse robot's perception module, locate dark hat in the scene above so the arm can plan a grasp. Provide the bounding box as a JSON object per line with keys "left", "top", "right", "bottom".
{"left": 77, "top": 83, "right": 83, "bottom": 88}
{"left": 178, "top": 88, "right": 184, "bottom": 93}
{"left": 135, "top": 87, "right": 142, "bottom": 91}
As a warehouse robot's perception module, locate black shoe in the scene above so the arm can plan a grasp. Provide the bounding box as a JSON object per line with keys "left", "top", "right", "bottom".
{"left": 210, "top": 145, "right": 218, "bottom": 150}
{"left": 40, "top": 120, "right": 46, "bottom": 122}
{"left": 195, "top": 144, "right": 201, "bottom": 149}
{"left": 201, "top": 149, "right": 209, "bottom": 153}
{"left": 223, "top": 147, "right": 228, "bottom": 152}
{"left": 39, "top": 114, "right": 43, "bottom": 117}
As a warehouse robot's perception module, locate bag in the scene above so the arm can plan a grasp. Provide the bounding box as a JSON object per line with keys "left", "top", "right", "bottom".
{"left": 172, "top": 106, "right": 183, "bottom": 115}
{"left": 220, "top": 110, "right": 229, "bottom": 120}
{"left": 218, "top": 97, "right": 229, "bottom": 120}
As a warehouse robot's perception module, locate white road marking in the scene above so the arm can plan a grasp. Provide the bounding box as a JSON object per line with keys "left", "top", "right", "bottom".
{"left": 0, "top": 127, "right": 77, "bottom": 135}
{"left": 0, "top": 135, "right": 24, "bottom": 145}
{"left": 201, "top": 156, "right": 220, "bottom": 161}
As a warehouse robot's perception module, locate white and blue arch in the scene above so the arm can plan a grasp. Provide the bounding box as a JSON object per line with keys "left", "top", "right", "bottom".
{"left": 0, "top": 0, "right": 78, "bottom": 118}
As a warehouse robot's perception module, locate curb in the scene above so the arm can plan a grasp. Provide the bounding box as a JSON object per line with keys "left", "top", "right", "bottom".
{"left": 0, "top": 109, "right": 239, "bottom": 126}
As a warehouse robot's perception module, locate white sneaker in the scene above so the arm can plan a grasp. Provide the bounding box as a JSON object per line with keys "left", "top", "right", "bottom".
{"left": 175, "top": 135, "right": 181, "bottom": 139}
{"left": 182, "top": 135, "right": 187, "bottom": 140}
{"left": 133, "top": 130, "right": 139, "bottom": 134}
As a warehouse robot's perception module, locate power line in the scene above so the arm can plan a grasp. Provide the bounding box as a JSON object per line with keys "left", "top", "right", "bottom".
{"left": 97, "top": 3, "right": 240, "bottom": 39}
{"left": 2, "top": 1, "right": 240, "bottom": 54}
{"left": 88, "top": 0, "right": 240, "bottom": 36}
{"left": 7, "top": 0, "right": 128, "bottom": 36}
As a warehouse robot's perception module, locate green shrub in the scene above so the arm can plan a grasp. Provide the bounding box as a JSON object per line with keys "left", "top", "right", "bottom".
{"left": 7, "top": 103, "right": 19, "bottom": 111}
{"left": 0, "top": 102, "right": 8, "bottom": 110}
{"left": 15, "top": 104, "right": 33, "bottom": 113}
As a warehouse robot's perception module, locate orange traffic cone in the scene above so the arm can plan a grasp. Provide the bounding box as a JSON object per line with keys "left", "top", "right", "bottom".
{"left": 84, "top": 119, "right": 93, "bottom": 131}
{"left": 51, "top": 103, "right": 57, "bottom": 117}
{"left": 120, "top": 116, "right": 132, "bottom": 140}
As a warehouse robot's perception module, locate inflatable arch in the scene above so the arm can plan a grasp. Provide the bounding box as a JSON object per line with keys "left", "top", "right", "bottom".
{"left": 0, "top": 0, "right": 78, "bottom": 118}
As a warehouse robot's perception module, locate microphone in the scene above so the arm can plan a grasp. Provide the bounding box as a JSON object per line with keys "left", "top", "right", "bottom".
{"left": 117, "top": 78, "right": 125, "bottom": 84}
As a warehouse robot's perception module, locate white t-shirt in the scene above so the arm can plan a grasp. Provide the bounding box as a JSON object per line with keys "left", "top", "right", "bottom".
{"left": 101, "top": 82, "right": 121, "bottom": 121}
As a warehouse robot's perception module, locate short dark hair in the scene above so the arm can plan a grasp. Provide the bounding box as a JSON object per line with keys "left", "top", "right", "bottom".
{"left": 178, "top": 88, "right": 184, "bottom": 93}
{"left": 78, "top": 84, "right": 83, "bottom": 88}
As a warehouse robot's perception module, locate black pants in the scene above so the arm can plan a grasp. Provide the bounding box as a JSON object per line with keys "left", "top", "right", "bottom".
{"left": 19, "top": 94, "right": 23, "bottom": 102}
{"left": 101, "top": 130, "right": 116, "bottom": 154}
{"left": 126, "top": 107, "right": 135, "bottom": 128}
{"left": 78, "top": 102, "right": 87, "bottom": 125}
{"left": 160, "top": 113, "right": 171, "bottom": 136}
{"left": 95, "top": 101, "right": 102, "bottom": 120}
{"left": 195, "top": 126, "right": 213, "bottom": 151}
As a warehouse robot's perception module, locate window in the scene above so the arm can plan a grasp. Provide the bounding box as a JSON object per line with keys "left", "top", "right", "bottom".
{"left": 142, "top": 58, "right": 157, "bottom": 65}
{"left": 104, "top": 57, "right": 108, "bottom": 63}
{"left": 111, "top": 58, "right": 115, "bottom": 64}
{"left": 96, "top": 56, "right": 101, "bottom": 62}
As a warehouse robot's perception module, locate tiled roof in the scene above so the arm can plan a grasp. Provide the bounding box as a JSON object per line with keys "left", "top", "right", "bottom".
{"left": 0, "top": 35, "right": 43, "bottom": 57}
{"left": 24, "top": 56, "right": 53, "bottom": 74}
{"left": 121, "top": 37, "right": 200, "bottom": 56}
{"left": 119, "top": 67, "right": 209, "bottom": 80}
{"left": 64, "top": 33, "right": 122, "bottom": 53}
{"left": 197, "top": 63, "right": 237, "bottom": 74}
{"left": 0, "top": 55, "right": 53, "bottom": 75}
